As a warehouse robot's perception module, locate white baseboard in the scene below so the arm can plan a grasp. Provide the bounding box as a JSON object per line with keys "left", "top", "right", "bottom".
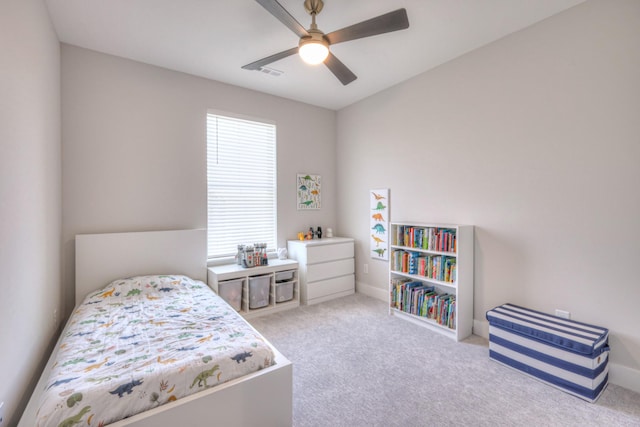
{"left": 355, "top": 281, "right": 388, "bottom": 302}
{"left": 473, "top": 319, "right": 490, "bottom": 339}
{"left": 473, "top": 319, "right": 640, "bottom": 394}
{"left": 608, "top": 362, "right": 640, "bottom": 394}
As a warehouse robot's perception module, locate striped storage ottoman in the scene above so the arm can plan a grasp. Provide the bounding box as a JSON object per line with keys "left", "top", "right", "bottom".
{"left": 486, "top": 303, "right": 609, "bottom": 402}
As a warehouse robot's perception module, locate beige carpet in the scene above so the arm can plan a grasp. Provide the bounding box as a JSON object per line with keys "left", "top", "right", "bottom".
{"left": 249, "top": 293, "right": 640, "bottom": 427}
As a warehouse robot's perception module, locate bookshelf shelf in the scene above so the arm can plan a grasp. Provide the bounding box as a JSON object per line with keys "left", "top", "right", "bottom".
{"left": 389, "top": 222, "right": 474, "bottom": 341}
{"left": 390, "top": 270, "right": 457, "bottom": 290}
{"left": 389, "top": 245, "right": 456, "bottom": 257}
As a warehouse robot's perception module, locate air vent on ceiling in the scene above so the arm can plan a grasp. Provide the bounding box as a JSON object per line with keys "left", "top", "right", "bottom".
{"left": 259, "top": 66, "right": 283, "bottom": 77}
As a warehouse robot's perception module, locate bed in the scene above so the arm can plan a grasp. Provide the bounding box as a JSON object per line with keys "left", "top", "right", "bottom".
{"left": 19, "top": 229, "right": 293, "bottom": 427}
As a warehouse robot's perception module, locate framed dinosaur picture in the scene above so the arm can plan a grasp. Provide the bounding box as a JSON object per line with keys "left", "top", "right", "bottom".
{"left": 297, "top": 173, "right": 321, "bottom": 210}
{"left": 370, "top": 188, "right": 389, "bottom": 260}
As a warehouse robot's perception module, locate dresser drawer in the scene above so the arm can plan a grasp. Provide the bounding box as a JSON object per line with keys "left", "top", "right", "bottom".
{"left": 287, "top": 237, "right": 355, "bottom": 305}
{"left": 307, "top": 258, "right": 354, "bottom": 283}
{"left": 307, "top": 274, "right": 354, "bottom": 300}
{"left": 307, "top": 242, "right": 354, "bottom": 264}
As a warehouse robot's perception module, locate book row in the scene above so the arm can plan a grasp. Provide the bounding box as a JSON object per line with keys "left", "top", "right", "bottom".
{"left": 391, "top": 250, "right": 457, "bottom": 283}
{"left": 394, "top": 225, "right": 457, "bottom": 253}
{"left": 390, "top": 278, "right": 456, "bottom": 329}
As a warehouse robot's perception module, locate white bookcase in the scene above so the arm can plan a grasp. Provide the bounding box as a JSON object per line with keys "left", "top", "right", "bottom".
{"left": 389, "top": 222, "right": 474, "bottom": 341}
{"left": 207, "top": 259, "right": 299, "bottom": 319}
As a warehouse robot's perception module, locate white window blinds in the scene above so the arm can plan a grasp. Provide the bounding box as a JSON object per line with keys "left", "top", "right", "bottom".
{"left": 206, "top": 113, "right": 277, "bottom": 259}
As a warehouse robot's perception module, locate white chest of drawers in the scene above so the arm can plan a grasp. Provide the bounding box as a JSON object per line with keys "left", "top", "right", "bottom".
{"left": 287, "top": 237, "right": 355, "bottom": 305}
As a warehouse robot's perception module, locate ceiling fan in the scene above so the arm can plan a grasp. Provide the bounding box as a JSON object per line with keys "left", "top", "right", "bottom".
{"left": 242, "top": 0, "right": 410, "bottom": 85}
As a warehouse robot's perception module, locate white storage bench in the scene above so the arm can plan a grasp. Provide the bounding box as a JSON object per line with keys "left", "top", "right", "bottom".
{"left": 207, "top": 259, "right": 299, "bottom": 319}
{"left": 486, "top": 303, "right": 609, "bottom": 402}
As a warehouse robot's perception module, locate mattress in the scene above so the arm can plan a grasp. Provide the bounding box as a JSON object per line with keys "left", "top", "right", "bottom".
{"left": 36, "top": 275, "right": 275, "bottom": 426}
{"left": 486, "top": 303, "right": 609, "bottom": 403}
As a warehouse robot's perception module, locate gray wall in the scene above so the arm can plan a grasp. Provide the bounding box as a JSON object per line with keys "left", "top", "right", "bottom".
{"left": 0, "top": 0, "right": 61, "bottom": 424}
{"left": 337, "top": 0, "right": 640, "bottom": 391}
{"left": 61, "top": 45, "right": 337, "bottom": 316}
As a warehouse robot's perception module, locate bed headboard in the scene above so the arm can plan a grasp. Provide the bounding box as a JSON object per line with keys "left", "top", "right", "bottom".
{"left": 75, "top": 229, "right": 207, "bottom": 304}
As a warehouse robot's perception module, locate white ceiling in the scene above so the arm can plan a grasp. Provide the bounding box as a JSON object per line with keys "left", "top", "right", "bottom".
{"left": 45, "top": 0, "right": 585, "bottom": 110}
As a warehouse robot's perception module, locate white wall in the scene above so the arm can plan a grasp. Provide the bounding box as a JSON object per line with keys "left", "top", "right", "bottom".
{"left": 61, "top": 45, "right": 337, "bottom": 315}
{"left": 337, "top": 0, "right": 640, "bottom": 391}
{"left": 0, "top": 0, "right": 61, "bottom": 424}
{"left": 6, "top": 5, "right": 637, "bottom": 422}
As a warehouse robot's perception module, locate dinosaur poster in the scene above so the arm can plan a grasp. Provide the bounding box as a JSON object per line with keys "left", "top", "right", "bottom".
{"left": 370, "top": 188, "right": 389, "bottom": 260}
{"left": 297, "top": 173, "right": 321, "bottom": 210}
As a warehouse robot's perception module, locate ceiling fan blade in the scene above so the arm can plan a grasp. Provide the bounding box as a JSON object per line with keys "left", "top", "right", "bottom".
{"left": 324, "top": 52, "right": 357, "bottom": 86}
{"left": 325, "top": 8, "right": 409, "bottom": 45}
{"left": 255, "top": 0, "right": 309, "bottom": 38}
{"left": 242, "top": 47, "right": 299, "bottom": 70}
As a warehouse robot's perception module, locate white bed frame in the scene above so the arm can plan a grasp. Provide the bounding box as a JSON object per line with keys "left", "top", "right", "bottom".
{"left": 19, "top": 229, "right": 293, "bottom": 427}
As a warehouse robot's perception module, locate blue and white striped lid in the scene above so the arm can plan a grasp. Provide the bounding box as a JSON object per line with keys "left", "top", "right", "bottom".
{"left": 486, "top": 303, "right": 608, "bottom": 355}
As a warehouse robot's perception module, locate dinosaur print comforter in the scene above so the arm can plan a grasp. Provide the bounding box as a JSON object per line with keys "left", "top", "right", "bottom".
{"left": 36, "top": 275, "right": 275, "bottom": 427}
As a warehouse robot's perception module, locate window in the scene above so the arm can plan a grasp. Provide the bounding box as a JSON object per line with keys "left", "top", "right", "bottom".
{"left": 206, "top": 112, "right": 277, "bottom": 260}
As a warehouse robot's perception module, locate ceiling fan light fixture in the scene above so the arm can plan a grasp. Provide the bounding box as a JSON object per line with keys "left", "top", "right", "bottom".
{"left": 245, "top": 0, "right": 409, "bottom": 85}
{"left": 298, "top": 33, "right": 329, "bottom": 65}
